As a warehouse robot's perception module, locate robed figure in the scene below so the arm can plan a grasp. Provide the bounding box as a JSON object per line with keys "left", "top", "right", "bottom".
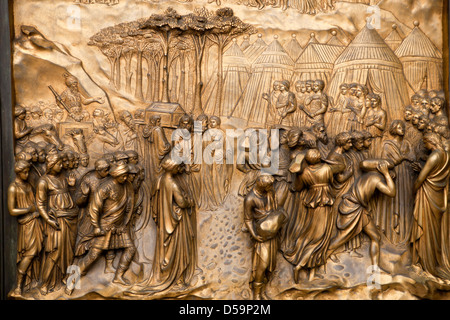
{"left": 132, "top": 157, "right": 197, "bottom": 294}
{"left": 36, "top": 153, "right": 78, "bottom": 295}
{"left": 142, "top": 115, "right": 171, "bottom": 197}
{"left": 374, "top": 120, "right": 415, "bottom": 244}
{"left": 411, "top": 133, "right": 450, "bottom": 277}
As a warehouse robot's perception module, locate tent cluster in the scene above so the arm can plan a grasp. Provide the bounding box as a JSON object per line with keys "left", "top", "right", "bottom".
{"left": 204, "top": 21, "right": 444, "bottom": 128}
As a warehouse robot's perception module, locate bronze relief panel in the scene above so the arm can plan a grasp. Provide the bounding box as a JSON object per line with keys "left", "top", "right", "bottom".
{"left": 6, "top": 0, "right": 450, "bottom": 300}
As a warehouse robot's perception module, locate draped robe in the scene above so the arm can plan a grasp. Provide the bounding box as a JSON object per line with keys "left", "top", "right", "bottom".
{"left": 411, "top": 149, "right": 450, "bottom": 276}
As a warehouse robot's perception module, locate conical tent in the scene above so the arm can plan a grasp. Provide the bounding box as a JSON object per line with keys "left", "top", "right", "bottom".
{"left": 240, "top": 35, "right": 251, "bottom": 52}
{"left": 243, "top": 33, "right": 268, "bottom": 66}
{"left": 234, "top": 35, "right": 294, "bottom": 126}
{"left": 284, "top": 34, "right": 303, "bottom": 62}
{"left": 292, "top": 32, "right": 345, "bottom": 87}
{"left": 327, "top": 30, "right": 344, "bottom": 46}
{"left": 203, "top": 39, "right": 251, "bottom": 117}
{"left": 327, "top": 23, "right": 411, "bottom": 123}
{"left": 384, "top": 24, "right": 403, "bottom": 51}
{"left": 395, "top": 21, "right": 443, "bottom": 92}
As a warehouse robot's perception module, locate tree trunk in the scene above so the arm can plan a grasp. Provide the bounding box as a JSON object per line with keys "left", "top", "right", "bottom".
{"left": 178, "top": 52, "right": 186, "bottom": 109}
{"left": 108, "top": 56, "right": 116, "bottom": 87}
{"left": 192, "top": 36, "right": 206, "bottom": 116}
{"left": 161, "top": 31, "right": 171, "bottom": 103}
{"left": 204, "top": 44, "right": 210, "bottom": 81}
{"left": 135, "top": 50, "right": 144, "bottom": 101}
{"left": 153, "top": 56, "right": 162, "bottom": 102}
{"left": 115, "top": 55, "right": 121, "bottom": 91}
{"left": 215, "top": 41, "right": 224, "bottom": 116}
{"left": 124, "top": 53, "right": 133, "bottom": 94}
{"left": 170, "top": 57, "right": 178, "bottom": 102}
{"left": 145, "top": 56, "right": 154, "bottom": 102}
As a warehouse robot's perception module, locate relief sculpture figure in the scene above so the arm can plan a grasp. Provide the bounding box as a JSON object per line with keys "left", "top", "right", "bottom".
{"left": 8, "top": 160, "right": 44, "bottom": 298}
{"left": 410, "top": 133, "right": 450, "bottom": 277}
{"left": 374, "top": 120, "right": 415, "bottom": 244}
{"left": 244, "top": 174, "right": 286, "bottom": 300}
{"left": 66, "top": 163, "right": 136, "bottom": 295}
{"left": 290, "top": 148, "right": 343, "bottom": 282}
{"left": 131, "top": 157, "right": 197, "bottom": 294}
{"left": 36, "top": 153, "right": 79, "bottom": 295}
{"left": 327, "top": 160, "right": 396, "bottom": 269}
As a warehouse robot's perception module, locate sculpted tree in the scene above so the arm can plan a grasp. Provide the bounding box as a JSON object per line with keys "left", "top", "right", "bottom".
{"left": 89, "top": 7, "right": 255, "bottom": 115}
{"left": 126, "top": 25, "right": 155, "bottom": 101}
{"left": 143, "top": 41, "right": 164, "bottom": 102}
{"left": 172, "top": 36, "right": 193, "bottom": 108}
{"left": 140, "top": 8, "right": 188, "bottom": 104}
{"left": 89, "top": 26, "right": 124, "bottom": 90}
{"left": 205, "top": 7, "right": 256, "bottom": 115}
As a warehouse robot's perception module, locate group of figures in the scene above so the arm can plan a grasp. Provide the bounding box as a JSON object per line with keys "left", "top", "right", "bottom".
{"left": 263, "top": 79, "right": 388, "bottom": 158}
{"left": 9, "top": 133, "right": 146, "bottom": 297}
{"left": 8, "top": 67, "right": 450, "bottom": 300}
{"left": 9, "top": 84, "right": 236, "bottom": 298}
{"left": 239, "top": 80, "right": 450, "bottom": 298}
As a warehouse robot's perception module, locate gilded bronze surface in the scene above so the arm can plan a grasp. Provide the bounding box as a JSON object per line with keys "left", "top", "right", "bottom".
{"left": 6, "top": 0, "right": 450, "bottom": 300}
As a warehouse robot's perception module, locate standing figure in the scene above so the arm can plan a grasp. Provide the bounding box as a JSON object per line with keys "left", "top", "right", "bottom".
{"left": 418, "top": 96, "right": 431, "bottom": 118}
{"left": 350, "top": 84, "right": 368, "bottom": 132}
{"left": 23, "top": 143, "right": 45, "bottom": 189}
{"left": 294, "top": 80, "right": 307, "bottom": 127}
{"left": 275, "top": 80, "right": 297, "bottom": 126}
{"left": 374, "top": 120, "right": 415, "bottom": 244}
{"left": 66, "top": 163, "right": 136, "bottom": 295}
{"left": 305, "top": 80, "right": 313, "bottom": 96}
{"left": 58, "top": 74, "right": 104, "bottom": 122}
{"left": 410, "top": 94, "right": 422, "bottom": 113}
{"left": 364, "top": 93, "right": 387, "bottom": 158}
{"left": 429, "top": 97, "right": 448, "bottom": 126}
{"left": 404, "top": 105, "right": 422, "bottom": 148}
{"left": 190, "top": 114, "right": 209, "bottom": 208}
{"left": 119, "top": 110, "right": 140, "bottom": 155}
{"left": 326, "top": 83, "right": 349, "bottom": 139}
{"left": 237, "top": 129, "right": 270, "bottom": 197}
{"left": 132, "top": 157, "right": 196, "bottom": 294}
{"left": 326, "top": 132, "right": 355, "bottom": 260}
{"left": 142, "top": 115, "right": 171, "bottom": 197}
{"left": 172, "top": 114, "right": 194, "bottom": 170}
{"left": 410, "top": 133, "right": 450, "bottom": 277}
{"left": 14, "top": 105, "right": 33, "bottom": 153}
{"left": 342, "top": 131, "right": 366, "bottom": 256}
{"left": 244, "top": 174, "right": 286, "bottom": 300}
{"left": 72, "top": 159, "right": 110, "bottom": 262}
{"left": 8, "top": 160, "right": 44, "bottom": 297}
{"left": 347, "top": 131, "right": 366, "bottom": 179}
{"left": 290, "top": 149, "right": 343, "bottom": 282}
{"left": 73, "top": 153, "right": 91, "bottom": 181}
{"left": 36, "top": 153, "right": 78, "bottom": 295}
{"left": 29, "top": 105, "right": 43, "bottom": 128}
{"left": 327, "top": 160, "right": 396, "bottom": 269}
{"left": 263, "top": 81, "right": 281, "bottom": 127}
{"left": 269, "top": 128, "right": 295, "bottom": 214}
{"left": 301, "top": 80, "right": 328, "bottom": 127}
{"left": 200, "top": 116, "right": 233, "bottom": 210}
{"left": 281, "top": 128, "right": 309, "bottom": 254}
